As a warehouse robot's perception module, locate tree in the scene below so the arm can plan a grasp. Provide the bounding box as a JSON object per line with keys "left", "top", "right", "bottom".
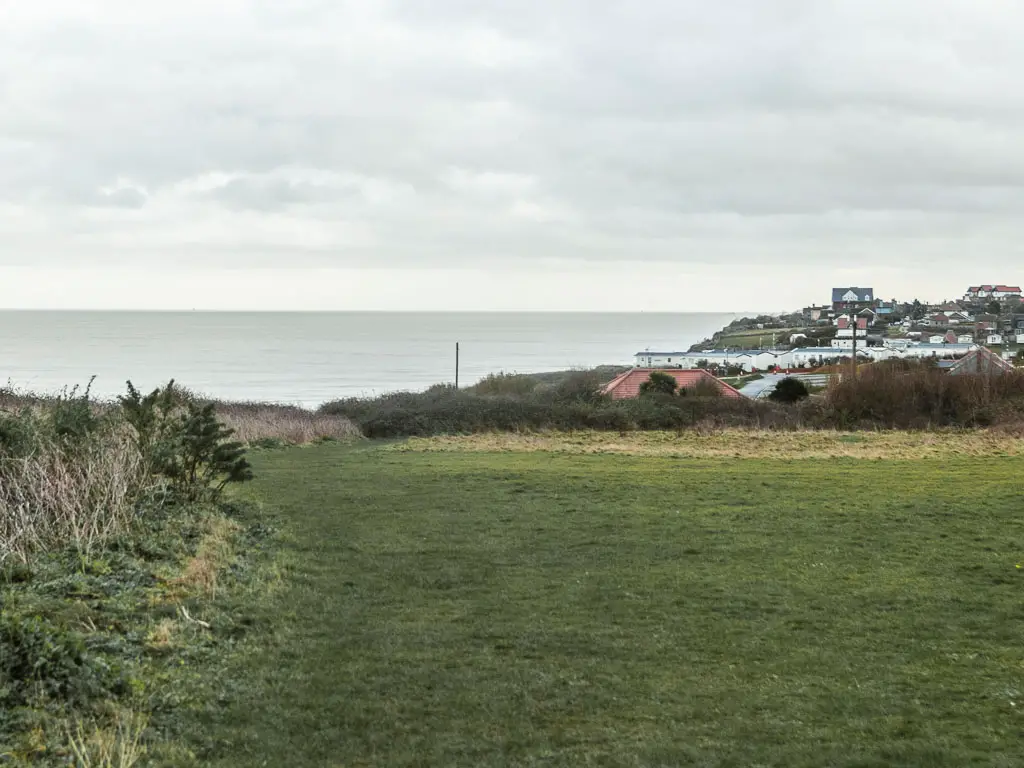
{"left": 769, "top": 377, "right": 810, "bottom": 404}
{"left": 910, "top": 299, "right": 926, "bottom": 320}
{"left": 987, "top": 300, "right": 1002, "bottom": 316}
{"left": 638, "top": 371, "right": 678, "bottom": 396}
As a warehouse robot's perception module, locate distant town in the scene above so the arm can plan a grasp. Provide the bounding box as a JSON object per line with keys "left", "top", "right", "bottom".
{"left": 636, "top": 284, "right": 1024, "bottom": 374}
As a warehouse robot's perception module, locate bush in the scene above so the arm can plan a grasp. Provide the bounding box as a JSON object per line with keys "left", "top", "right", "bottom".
{"left": 0, "top": 615, "right": 119, "bottom": 709}
{"left": 823, "top": 361, "right": 1024, "bottom": 428}
{"left": 469, "top": 372, "right": 539, "bottom": 397}
{"left": 687, "top": 378, "right": 724, "bottom": 398}
{"left": 120, "top": 381, "right": 253, "bottom": 501}
{"left": 770, "top": 378, "right": 811, "bottom": 404}
{"left": 638, "top": 371, "right": 678, "bottom": 397}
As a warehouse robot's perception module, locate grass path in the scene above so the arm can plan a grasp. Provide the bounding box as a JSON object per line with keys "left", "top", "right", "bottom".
{"left": 196, "top": 441, "right": 1024, "bottom": 766}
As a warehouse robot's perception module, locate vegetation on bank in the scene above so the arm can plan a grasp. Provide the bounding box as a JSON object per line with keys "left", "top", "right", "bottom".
{"left": 206, "top": 441, "right": 1024, "bottom": 765}
{"left": 0, "top": 381, "right": 281, "bottom": 764}
{"left": 320, "top": 361, "right": 1024, "bottom": 437}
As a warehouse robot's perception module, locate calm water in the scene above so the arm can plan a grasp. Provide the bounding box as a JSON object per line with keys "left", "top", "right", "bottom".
{"left": 0, "top": 312, "right": 738, "bottom": 408}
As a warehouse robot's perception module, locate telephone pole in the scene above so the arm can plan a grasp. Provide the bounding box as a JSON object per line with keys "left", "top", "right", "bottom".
{"left": 850, "top": 310, "right": 859, "bottom": 380}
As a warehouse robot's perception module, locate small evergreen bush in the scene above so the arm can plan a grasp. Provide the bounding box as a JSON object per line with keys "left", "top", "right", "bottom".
{"left": 638, "top": 371, "right": 678, "bottom": 397}
{"left": 770, "top": 378, "right": 811, "bottom": 404}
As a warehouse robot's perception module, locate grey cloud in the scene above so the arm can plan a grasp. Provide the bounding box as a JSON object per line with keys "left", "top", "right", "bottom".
{"left": 3, "top": 0, "right": 1024, "bottom": 274}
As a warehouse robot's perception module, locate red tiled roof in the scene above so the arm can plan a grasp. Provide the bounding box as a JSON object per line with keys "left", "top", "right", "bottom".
{"left": 994, "top": 285, "right": 1022, "bottom": 292}
{"left": 602, "top": 368, "right": 743, "bottom": 400}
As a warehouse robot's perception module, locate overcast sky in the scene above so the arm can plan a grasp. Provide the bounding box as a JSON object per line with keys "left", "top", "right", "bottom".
{"left": 2, "top": 0, "right": 1023, "bottom": 311}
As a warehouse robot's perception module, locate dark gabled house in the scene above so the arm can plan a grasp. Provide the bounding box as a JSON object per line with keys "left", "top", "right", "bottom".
{"left": 832, "top": 287, "right": 874, "bottom": 311}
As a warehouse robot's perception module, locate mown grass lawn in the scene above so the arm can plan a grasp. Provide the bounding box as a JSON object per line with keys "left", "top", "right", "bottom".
{"left": 199, "top": 441, "right": 1024, "bottom": 767}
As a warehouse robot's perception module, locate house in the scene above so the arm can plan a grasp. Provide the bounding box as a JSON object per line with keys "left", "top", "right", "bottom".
{"left": 783, "top": 347, "right": 867, "bottom": 368}
{"left": 944, "top": 330, "right": 958, "bottom": 344}
{"left": 1016, "top": 333, "right": 1024, "bottom": 345}
{"left": 958, "top": 334, "right": 974, "bottom": 344}
{"left": 802, "top": 305, "right": 833, "bottom": 323}
{"left": 926, "top": 313, "right": 950, "bottom": 327}
{"left": 928, "top": 335, "right": 946, "bottom": 344}
{"left": 947, "top": 311, "right": 972, "bottom": 324}
{"left": 832, "top": 287, "right": 874, "bottom": 311}
{"left": 634, "top": 351, "right": 687, "bottom": 368}
{"left": 965, "top": 285, "right": 995, "bottom": 300}
{"left": 965, "top": 285, "right": 1022, "bottom": 301}
{"left": 947, "top": 346, "right": 1015, "bottom": 375}
{"left": 602, "top": 369, "right": 743, "bottom": 399}
{"left": 835, "top": 315, "right": 868, "bottom": 337}
{"left": 986, "top": 334, "right": 1003, "bottom": 345}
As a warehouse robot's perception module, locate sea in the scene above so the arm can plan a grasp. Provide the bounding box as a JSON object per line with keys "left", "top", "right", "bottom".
{"left": 0, "top": 311, "right": 739, "bottom": 408}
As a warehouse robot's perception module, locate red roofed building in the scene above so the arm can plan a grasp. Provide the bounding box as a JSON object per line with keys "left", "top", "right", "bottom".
{"left": 965, "top": 285, "right": 1021, "bottom": 301}
{"left": 602, "top": 369, "right": 744, "bottom": 400}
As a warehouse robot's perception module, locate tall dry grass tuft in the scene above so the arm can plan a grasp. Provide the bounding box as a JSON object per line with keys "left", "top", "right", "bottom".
{"left": 0, "top": 431, "right": 145, "bottom": 565}
{"left": 66, "top": 711, "right": 148, "bottom": 768}
{"left": 215, "top": 403, "right": 361, "bottom": 444}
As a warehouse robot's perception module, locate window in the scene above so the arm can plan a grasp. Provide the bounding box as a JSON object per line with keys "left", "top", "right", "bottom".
{"left": 667, "top": 357, "right": 672, "bottom": 363}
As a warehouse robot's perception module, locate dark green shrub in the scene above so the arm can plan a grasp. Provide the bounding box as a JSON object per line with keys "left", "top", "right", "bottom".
{"left": 470, "top": 372, "right": 539, "bottom": 397}
{"left": 770, "top": 378, "right": 811, "bottom": 404}
{"left": 121, "top": 380, "right": 253, "bottom": 500}
{"left": 547, "top": 370, "right": 608, "bottom": 404}
{"left": 0, "top": 410, "right": 41, "bottom": 459}
{"left": 0, "top": 616, "right": 118, "bottom": 709}
{"left": 638, "top": 371, "right": 678, "bottom": 397}
{"left": 49, "top": 378, "right": 102, "bottom": 444}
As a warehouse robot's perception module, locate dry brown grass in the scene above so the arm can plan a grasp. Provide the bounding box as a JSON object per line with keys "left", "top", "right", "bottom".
{"left": 66, "top": 711, "right": 148, "bottom": 768}
{"left": 215, "top": 404, "right": 362, "bottom": 445}
{"left": 397, "top": 428, "right": 1024, "bottom": 460}
{"left": 146, "top": 618, "right": 177, "bottom": 651}
{"left": 176, "top": 515, "right": 241, "bottom": 598}
{"left": 0, "top": 432, "right": 146, "bottom": 565}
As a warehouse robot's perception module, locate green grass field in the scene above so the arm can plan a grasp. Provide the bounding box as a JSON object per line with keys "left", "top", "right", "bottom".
{"left": 195, "top": 440, "right": 1024, "bottom": 766}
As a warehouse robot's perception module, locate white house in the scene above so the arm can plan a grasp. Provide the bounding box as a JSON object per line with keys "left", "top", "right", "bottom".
{"left": 899, "top": 343, "right": 977, "bottom": 359}
{"left": 634, "top": 351, "right": 688, "bottom": 368}
{"left": 634, "top": 350, "right": 764, "bottom": 372}
{"left": 1016, "top": 334, "right": 1024, "bottom": 345}
{"left": 958, "top": 334, "right": 974, "bottom": 344}
{"left": 987, "top": 334, "right": 1003, "bottom": 345}
{"left": 782, "top": 347, "right": 867, "bottom": 368}
{"left": 928, "top": 335, "right": 945, "bottom": 344}
{"left": 965, "top": 284, "right": 1022, "bottom": 301}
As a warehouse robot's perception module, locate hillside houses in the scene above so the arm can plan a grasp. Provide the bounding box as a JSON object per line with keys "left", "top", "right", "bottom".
{"left": 964, "top": 285, "right": 1022, "bottom": 301}
{"left": 635, "top": 340, "right": 979, "bottom": 374}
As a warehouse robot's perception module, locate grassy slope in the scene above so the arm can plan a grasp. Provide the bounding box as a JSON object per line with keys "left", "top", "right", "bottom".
{"left": 198, "top": 442, "right": 1024, "bottom": 767}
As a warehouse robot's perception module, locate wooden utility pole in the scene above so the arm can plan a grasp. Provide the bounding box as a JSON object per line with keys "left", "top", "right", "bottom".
{"left": 455, "top": 342, "right": 460, "bottom": 389}
{"left": 850, "top": 314, "right": 856, "bottom": 379}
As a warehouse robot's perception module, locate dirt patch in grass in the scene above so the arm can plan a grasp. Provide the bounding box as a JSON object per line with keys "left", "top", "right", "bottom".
{"left": 397, "top": 428, "right": 1024, "bottom": 459}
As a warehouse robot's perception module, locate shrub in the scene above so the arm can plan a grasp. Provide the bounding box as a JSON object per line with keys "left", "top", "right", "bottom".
{"left": 469, "top": 372, "right": 539, "bottom": 397}
{"left": 638, "top": 371, "right": 678, "bottom": 397}
{"left": 823, "top": 361, "right": 1024, "bottom": 428}
{"left": 688, "top": 377, "right": 724, "bottom": 398}
{"left": 770, "top": 378, "right": 811, "bottom": 404}
{"left": 0, "top": 615, "right": 118, "bottom": 709}
{"left": 120, "top": 381, "right": 253, "bottom": 501}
